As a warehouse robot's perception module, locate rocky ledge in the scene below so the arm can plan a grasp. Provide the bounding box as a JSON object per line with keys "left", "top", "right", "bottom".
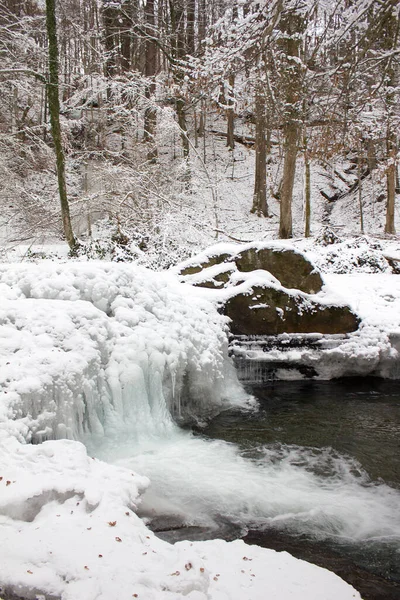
{"left": 173, "top": 242, "right": 400, "bottom": 380}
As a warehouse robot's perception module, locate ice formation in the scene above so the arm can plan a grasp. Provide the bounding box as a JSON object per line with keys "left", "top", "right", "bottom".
{"left": 0, "top": 262, "right": 246, "bottom": 444}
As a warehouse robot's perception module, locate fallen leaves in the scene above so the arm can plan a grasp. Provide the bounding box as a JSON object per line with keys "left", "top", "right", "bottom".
{"left": 115, "top": 536, "right": 122, "bottom": 542}
{"left": 108, "top": 521, "right": 117, "bottom": 527}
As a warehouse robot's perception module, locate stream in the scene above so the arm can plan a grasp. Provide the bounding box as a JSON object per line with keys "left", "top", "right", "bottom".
{"left": 202, "top": 378, "right": 400, "bottom": 599}
{"left": 89, "top": 378, "right": 400, "bottom": 600}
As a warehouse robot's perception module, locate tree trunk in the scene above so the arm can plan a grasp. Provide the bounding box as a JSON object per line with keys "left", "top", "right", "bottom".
{"left": 277, "top": 8, "right": 305, "bottom": 239}
{"left": 251, "top": 84, "right": 268, "bottom": 216}
{"left": 102, "top": 1, "right": 117, "bottom": 79}
{"left": 197, "top": 0, "right": 206, "bottom": 53}
{"left": 176, "top": 97, "right": 189, "bottom": 158}
{"left": 144, "top": 0, "right": 158, "bottom": 161}
{"left": 385, "top": 131, "right": 396, "bottom": 234}
{"left": 304, "top": 132, "right": 311, "bottom": 238}
{"left": 45, "top": 0, "right": 76, "bottom": 250}
{"left": 357, "top": 141, "right": 364, "bottom": 234}
{"left": 279, "top": 123, "right": 297, "bottom": 238}
{"left": 226, "top": 73, "right": 235, "bottom": 151}
{"left": 169, "top": 0, "right": 189, "bottom": 157}
{"left": 186, "top": 0, "right": 195, "bottom": 55}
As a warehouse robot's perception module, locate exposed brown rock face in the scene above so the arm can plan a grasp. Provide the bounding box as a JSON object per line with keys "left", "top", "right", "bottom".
{"left": 179, "top": 253, "right": 232, "bottom": 276}
{"left": 224, "top": 285, "right": 360, "bottom": 336}
{"left": 234, "top": 247, "right": 323, "bottom": 294}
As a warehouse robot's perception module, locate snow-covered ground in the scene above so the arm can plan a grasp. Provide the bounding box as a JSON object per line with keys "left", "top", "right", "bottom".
{"left": 0, "top": 261, "right": 369, "bottom": 600}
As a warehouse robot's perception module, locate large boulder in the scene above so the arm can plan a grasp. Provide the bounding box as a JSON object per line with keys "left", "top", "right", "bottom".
{"left": 224, "top": 283, "right": 360, "bottom": 336}
{"left": 234, "top": 246, "right": 323, "bottom": 294}
{"left": 173, "top": 242, "right": 360, "bottom": 336}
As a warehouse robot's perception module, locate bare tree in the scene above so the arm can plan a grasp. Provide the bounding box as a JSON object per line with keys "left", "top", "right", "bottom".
{"left": 45, "top": 0, "right": 76, "bottom": 249}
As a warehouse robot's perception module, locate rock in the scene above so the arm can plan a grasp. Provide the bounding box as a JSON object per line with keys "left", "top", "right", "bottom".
{"left": 174, "top": 242, "right": 360, "bottom": 336}
{"left": 179, "top": 252, "right": 232, "bottom": 276}
{"left": 191, "top": 269, "right": 234, "bottom": 288}
{"left": 234, "top": 246, "right": 323, "bottom": 294}
{"left": 224, "top": 284, "right": 360, "bottom": 336}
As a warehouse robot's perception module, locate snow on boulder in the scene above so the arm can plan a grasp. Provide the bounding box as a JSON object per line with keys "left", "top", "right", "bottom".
{"left": 175, "top": 241, "right": 323, "bottom": 294}
{"left": 174, "top": 242, "right": 359, "bottom": 336}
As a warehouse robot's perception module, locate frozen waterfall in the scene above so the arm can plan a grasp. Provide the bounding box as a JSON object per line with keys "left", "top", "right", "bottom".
{"left": 0, "top": 262, "right": 247, "bottom": 446}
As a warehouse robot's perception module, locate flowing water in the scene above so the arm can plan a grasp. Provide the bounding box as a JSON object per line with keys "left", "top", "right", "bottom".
{"left": 87, "top": 377, "right": 400, "bottom": 592}
{"left": 203, "top": 378, "right": 400, "bottom": 586}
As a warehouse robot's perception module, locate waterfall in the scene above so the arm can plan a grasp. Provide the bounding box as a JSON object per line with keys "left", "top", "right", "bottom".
{"left": 0, "top": 262, "right": 248, "bottom": 445}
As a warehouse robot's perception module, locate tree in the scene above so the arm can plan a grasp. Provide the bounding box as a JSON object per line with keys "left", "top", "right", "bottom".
{"left": 278, "top": 2, "right": 306, "bottom": 239}
{"left": 251, "top": 80, "right": 269, "bottom": 216}
{"left": 45, "top": 0, "right": 76, "bottom": 249}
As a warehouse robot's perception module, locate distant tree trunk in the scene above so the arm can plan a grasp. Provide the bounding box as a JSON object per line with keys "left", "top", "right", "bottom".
{"left": 45, "top": 0, "right": 76, "bottom": 250}
{"left": 357, "top": 140, "right": 364, "bottom": 234}
{"left": 102, "top": 1, "right": 117, "bottom": 79}
{"left": 279, "top": 123, "right": 297, "bottom": 238}
{"left": 251, "top": 83, "right": 268, "bottom": 216}
{"left": 120, "top": 0, "right": 132, "bottom": 72}
{"left": 176, "top": 97, "right": 189, "bottom": 158}
{"left": 143, "top": 0, "right": 158, "bottom": 161}
{"left": 226, "top": 73, "right": 235, "bottom": 151}
{"left": 304, "top": 130, "right": 311, "bottom": 238}
{"left": 197, "top": 0, "right": 206, "bottom": 53}
{"left": 169, "top": 0, "right": 189, "bottom": 158}
{"left": 186, "top": 0, "right": 195, "bottom": 55}
{"left": 382, "top": 1, "right": 399, "bottom": 234}
{"left": 385, "top": 130, "right": 396, "bottom": 234}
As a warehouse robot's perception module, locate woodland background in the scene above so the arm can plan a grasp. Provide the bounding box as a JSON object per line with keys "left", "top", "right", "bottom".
{"left": 0, "top": 0, "right": 399, "bottom": 267}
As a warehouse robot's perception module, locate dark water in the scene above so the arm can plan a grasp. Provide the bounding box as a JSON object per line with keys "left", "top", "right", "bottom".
{"left": 201, "top": 378, "right": 400, "bottom": 598}
{"left": 204, "top": 379, "right": 400, "bottom": 488}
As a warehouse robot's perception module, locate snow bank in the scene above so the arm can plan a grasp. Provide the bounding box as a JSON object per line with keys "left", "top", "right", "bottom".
{"left": 0, "top": 436, "right": 361, "bottom": 600}
{"left": 0, "top": 262, "right": 362, "bottom": 600}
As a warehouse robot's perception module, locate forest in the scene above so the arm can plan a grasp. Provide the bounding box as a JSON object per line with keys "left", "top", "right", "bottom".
{"left": 0, "top": 0, "right": 399, "bottom": 266}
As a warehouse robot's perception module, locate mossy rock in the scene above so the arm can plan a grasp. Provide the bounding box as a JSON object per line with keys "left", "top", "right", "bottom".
{"left": 224, "top": 285, "right": 360, "bottom": 335}
{"left": 234, "top": 247, "right": 323, "bottom": 294}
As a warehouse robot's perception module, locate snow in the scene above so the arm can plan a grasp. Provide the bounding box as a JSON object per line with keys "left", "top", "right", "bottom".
{"left": 0, "top": 437, "right": 361, "bottom": 600}
{"left": 0, "top": 261, "right": 363, "bottom": 600}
